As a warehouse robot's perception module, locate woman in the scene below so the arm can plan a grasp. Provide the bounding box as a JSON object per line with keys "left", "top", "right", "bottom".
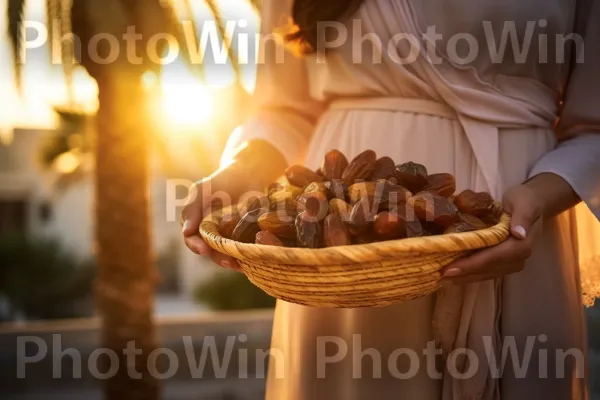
{"left": 182, "top": 0, "right": 600, "bottom": 399}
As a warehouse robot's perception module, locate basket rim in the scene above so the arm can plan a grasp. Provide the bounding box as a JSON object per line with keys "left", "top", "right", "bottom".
{"left": 199, "top": 205, "right": 511, "bottom": 266}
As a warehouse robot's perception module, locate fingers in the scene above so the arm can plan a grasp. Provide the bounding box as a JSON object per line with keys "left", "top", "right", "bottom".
{"left": 184, "top": 235, "right": 240, "bottom": 270}
{"left": 443, "top": 261, "right": 524, "bottom": 285}
{"left": 210, "top": 252, "right": 241, "bottom": 271}
{"left": 502, "top": 185, "right": 542, "bottom": 240}
{"left": 440, "top": 224, "right": 537, "bottom": 282}
{"left": 182, "top": 183, "right": 204, "bottom": 238}
{"left": 184, "top": 235, "right": 213, "bottom": 256}
{"left": 442, "top": 216, "right": 541, "bottom": 281}
{"left": 180, "top": 175, "right": 241, "bottom": 271}
{"left": 442, "top": 238, "right": 525, "bottom": 276}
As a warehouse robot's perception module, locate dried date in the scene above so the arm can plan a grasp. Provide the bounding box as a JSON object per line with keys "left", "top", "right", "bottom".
{"left": 395, "top": 162, "right": 429, "bottom": 192}
{"left": 371, "top": 157, "right": 396, "bottom": 181}
{"left": 258, "top": 211, "right": 297, "bottom": 238}
{"left": 342, "top": 150, "right": 377, "bottom": 185}
{"left": 285, "top": 165, "right": 324, "bottom": 188}
{"left": 329, "top": 198, "right": 353, "bottom": 222}
{"left": 409, "top": 192, "right": 459, "bottom": 228}
{"left": 296, "top": 211, "right": 323, "bottom": 248}
{"left": 296, "top": 192, "right": 329, "bottom": 219}
{"left": 321, "top": 149, "right": 349, "bottom": 180}
{"left": 324, "top": 180, "right": 348, "bottom": 201}
{"left": 232, "top": 209, "right": 264, "bottom": 243}
{"left": 323, "top": 213, "right": 351, "bottom": 247}
{"left": 255, "top": 231, "right": 284, "bottom": 246}
{"left": 425, "top": 173, "right": 456, "bottom": 197}
{"left": 373, "top": 211, "right": 407, "bottom": 240}
{"left": 348, "top": 196, "right": 377, "bottom": 235}
{"left": 454, "top": 190, "right": 494, "bottom": 216}
{"left": 219, "top": 212, "right": 241, "bottom": 239}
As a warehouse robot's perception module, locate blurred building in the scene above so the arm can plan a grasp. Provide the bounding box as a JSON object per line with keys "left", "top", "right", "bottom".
{"left": 0, "top": 123, "right": 219, "bottom": 314}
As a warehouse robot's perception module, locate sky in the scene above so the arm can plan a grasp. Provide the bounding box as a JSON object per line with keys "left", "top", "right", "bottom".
{"left": 0, "top": 0, "right": 259, "bottom": 137}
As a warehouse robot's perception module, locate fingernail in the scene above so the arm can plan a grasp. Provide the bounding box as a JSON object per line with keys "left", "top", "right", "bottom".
{"left": 443, "top": 268, "right": 462, "bottom": 278}
{"left": 220, "top": 260, "right": 232, "bottom": 269}
{"left": 513, "top": 225, "right": 527, "bottom": 239}
{"left": 195, "top": 246, "right": 208, "bottom": 256}
{"left": 182, "top": 220, "right": 190, "bottom": 233}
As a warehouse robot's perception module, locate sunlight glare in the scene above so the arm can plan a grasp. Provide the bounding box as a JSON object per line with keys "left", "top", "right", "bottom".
{"left": 53, "top": 151, "right": 80, "bottom": 174}
{"left": 162, "top": 81, "right": 213, "bottom": 128}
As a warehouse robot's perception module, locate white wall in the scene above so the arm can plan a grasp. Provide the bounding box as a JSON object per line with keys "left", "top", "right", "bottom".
{"left": 1, "top": 128, "right": 214, "bottom": 300}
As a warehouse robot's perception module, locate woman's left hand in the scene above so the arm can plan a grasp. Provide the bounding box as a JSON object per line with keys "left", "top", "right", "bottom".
{"left": 440, "top": 184, "right": 543, "bottom": 285}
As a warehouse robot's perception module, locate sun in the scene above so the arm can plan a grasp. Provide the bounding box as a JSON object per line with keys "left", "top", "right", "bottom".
{"left": 161, "top": 80, "right": 213, "bottom": 128}
{"left": 142, "top": 68, "right": 214, "bottom": 130}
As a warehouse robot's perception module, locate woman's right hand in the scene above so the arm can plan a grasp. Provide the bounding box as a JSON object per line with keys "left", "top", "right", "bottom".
{"left": 181, "top": 140, "right": 288, "bottom": 270}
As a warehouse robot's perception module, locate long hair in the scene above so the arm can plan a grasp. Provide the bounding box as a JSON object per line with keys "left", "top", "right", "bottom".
{"left": 286, "top": 0, "right": 365, "bottom": 53}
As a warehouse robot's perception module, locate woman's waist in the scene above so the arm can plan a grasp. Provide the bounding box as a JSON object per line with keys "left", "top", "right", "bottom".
{"left": 325, "top": 96, "right": 555, "bottom": 133}
{"left": 313, "top": 96, "right": 555, "bottom": 153}
{"left": 328, "top": 97, "right": 458, "bottom": 121}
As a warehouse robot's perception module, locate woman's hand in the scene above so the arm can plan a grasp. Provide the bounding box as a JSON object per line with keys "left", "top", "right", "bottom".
{"left": 181, "top": 140, "right": 287, "bottom": 271}
{"left": 440, "top": 184, "right": 543, "bottom": 284}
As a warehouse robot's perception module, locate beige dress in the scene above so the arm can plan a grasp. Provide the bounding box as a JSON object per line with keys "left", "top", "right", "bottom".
{"left": 222, "top": 1, "right": 600, "bottom": 399}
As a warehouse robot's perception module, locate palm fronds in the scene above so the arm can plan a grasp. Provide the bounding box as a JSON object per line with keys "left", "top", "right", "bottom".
{"left": 160, "top": 0, "right": 206, "bottom": 81}
{"left": 248, "top": 0, "right": 260, "bottom": 12}
{"left": 205, "top": 0, "right": 241, "bottom": 81}
{"left": 7, "top": 0, "right": 25, "bottom": 90}
{"left": 47, "top": 0, "right": 75, "bottom": 104}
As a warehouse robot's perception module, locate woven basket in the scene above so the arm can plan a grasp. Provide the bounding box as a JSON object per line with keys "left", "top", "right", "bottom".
{"left": 199, "top": 204, "right": 510, "bottom": 308}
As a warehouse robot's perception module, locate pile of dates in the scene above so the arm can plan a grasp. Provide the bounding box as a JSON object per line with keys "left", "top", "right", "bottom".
{"left": 218, "top": 149, "right": 498, "bottom": 248}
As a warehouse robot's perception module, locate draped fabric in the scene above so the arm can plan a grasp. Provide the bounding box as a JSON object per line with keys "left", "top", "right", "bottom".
{"left": 221, "top": 0, "right": 600, "bottom": 398}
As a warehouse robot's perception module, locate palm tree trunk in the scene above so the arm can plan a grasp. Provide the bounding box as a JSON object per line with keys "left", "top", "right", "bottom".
{"left": 94, "top": 70, "right": 159, "bottom": 400}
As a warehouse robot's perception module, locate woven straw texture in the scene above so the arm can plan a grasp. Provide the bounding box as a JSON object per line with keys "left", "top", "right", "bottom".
{"left": 199, "top": 205, "right": 510, "bottom": 308}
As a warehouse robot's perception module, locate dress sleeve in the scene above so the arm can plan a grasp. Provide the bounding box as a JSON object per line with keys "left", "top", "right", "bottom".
{"left": 528, "top": 0, "right": 600, "bottom": 220}
{"left": 220, "top": 0, "right": 326, "bottom": 167}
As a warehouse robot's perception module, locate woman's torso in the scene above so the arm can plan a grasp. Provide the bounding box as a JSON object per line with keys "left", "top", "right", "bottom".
{"left": 304, "top": 0, "right": 579, "bottom": 105}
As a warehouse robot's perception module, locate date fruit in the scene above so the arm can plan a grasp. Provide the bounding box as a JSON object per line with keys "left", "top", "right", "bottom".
{"left": 296, "top": 211, "right": 323, "bottom": 248}
{"left": 373, "top": 211, "right": 407, "bottom": 240}
{"left": 232, "top": 209, "right": 263, "bottom": 243}
{"left": 219, "top": 213, "right": 241, "bottom": 239}
{"left": 409, "top": 192, "right": 459, "bottom": 228}
{"left": 239, "top": 195, "right": 269, "bottom": 216}
{"left": 380, "top": 181, "right": 412, "bottom": 210}
{"left": 258, "top": 211, "right": 297, "bottom": 238}
{"left": 329, "top": 198, "right": 353, "bottom": 222}
{"left": 422, "top": 221, "right": 445, "bottom": 236}
{"left": 353, "top": 232, "right": 379, "bottom": 245}
{"left": 405, "top": 219, "right": 424, "bottom": 238}
{"left": 425, "top": 173, "right": 456, "bottom": 197}
{"left": 323, "top": 213, "right": 351, "bottom": 247}
{"left": 226, "top": 149, "right": 497, "bottom": 247}
{"left": 371, "top": 157, "right": 396, "bottom": 181}
{"left": 269, "top": 186, "right": 303, "bottom": 206}
{"left": 458, "top": 212, "right": 488, "bottom": 230}
{"left": 454, "top": 190, "right": 494, "bottom": 216}
{"left": 324, "top": 180, "right": 348, "bottom": 201}
{"left": 342, "top": 150, "right": 377, "bottom": 185}
{"left": 285, "top": 165, "right": 324, "bottom": 188}
{"left": 444, "top": 222, "right": 476, "bottom": 234}
{"left": 348, "top": 196, "right": 377, "bottom": 235}
{"left": 348, "top": 181, "right": 378, "bottom": 205}
{"left": 267, "top": 181, "right": 284, "bottom": 196}
{"left": 270, "top": 196, "right": 298, "bottom": 216}
{"left": 304, "top": 182, "right": 332, "bottom": 199}
{"left": 349, "top": 179, "right": 405, "bottom": 211}
{"left": 296, "top": 192, "right": 329, "bottom": 219}
{"left": 321, "top": 149, "right": 349, "bottom": 180}
{"left": 255, "top": 231, "right": 284, "bottom": 246}
{"left": 395, "top": 162, "right": 428, "bottom": 192}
